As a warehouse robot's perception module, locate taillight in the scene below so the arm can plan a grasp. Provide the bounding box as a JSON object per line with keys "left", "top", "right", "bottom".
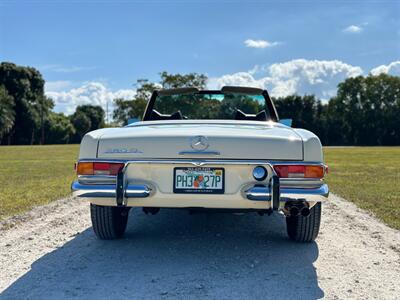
{"left": 76, "top": 162, "right": 125, "bottom": 176}
{"left": 77, "top": 162, "right": 93, "bottom": 175}
{"left": 273, "top": 165, "right": 325, "bottom": 179}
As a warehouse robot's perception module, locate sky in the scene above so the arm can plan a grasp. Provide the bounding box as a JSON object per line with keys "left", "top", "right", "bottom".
{"left": 1, "top": 0, "right": 399, "bottom": 116}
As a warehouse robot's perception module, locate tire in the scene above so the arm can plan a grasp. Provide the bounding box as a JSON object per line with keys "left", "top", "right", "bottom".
{"left": 286, "top": 202, "right": 321, "bottom": 242}
{"left": 90, "top": 204, "right": 130, "bottom": 240}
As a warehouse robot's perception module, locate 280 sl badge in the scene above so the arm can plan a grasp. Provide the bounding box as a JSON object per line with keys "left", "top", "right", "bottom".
{"left": 104, "top": 148, "right": 143, "bottom": 154}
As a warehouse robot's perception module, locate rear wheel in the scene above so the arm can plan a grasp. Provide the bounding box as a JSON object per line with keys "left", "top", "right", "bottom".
{"left": 90, "top": 204, "right": 130, "bottom": 240}
{"left": 286, "top": 202, "right": 321, "bottom": 242}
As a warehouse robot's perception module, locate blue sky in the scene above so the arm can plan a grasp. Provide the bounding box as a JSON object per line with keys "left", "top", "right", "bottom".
{"left": 1, "top": 0, "right": 399, "bottom": 114}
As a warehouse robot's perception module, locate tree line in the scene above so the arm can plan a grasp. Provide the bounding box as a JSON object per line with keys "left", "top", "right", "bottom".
{"left": 0, "top": 62, "right": 106, "bottom": 145}
{"left": 1, "top": 62, "right": 399, "bottom": 146}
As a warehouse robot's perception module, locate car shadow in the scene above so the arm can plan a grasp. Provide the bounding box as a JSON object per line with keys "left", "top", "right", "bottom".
{"left": 1, "top": 209, "right": 323, "bottom": 299}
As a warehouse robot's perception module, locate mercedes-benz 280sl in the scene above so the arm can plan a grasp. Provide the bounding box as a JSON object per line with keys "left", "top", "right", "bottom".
{"left": 72, "top": 86, "right": 328, "bottom": 242}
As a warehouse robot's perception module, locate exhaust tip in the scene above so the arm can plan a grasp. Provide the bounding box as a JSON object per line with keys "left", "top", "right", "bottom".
{"left": 289, "top": 206, "right": 300, "bottom": 217}
{"left": 300, "top": 207, "right": 310, "bottom": 217}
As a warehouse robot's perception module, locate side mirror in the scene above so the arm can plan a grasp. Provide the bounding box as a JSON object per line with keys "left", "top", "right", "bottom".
{"left": 279, "top": 118, "right": 292, "bottom": 127}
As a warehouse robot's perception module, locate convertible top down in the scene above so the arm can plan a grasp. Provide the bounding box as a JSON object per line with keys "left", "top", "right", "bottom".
{"left": 72, "top": 86, "right": 328, "bottom": 242}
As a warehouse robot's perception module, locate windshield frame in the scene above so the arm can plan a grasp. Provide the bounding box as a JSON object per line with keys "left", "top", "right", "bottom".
{"left": 142, "top": 88, "right": 279, "bottom": 122}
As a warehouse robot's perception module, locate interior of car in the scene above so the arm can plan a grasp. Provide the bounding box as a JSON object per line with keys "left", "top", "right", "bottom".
{"left": 148, "top": 109, "right": 268, "bottom": 121}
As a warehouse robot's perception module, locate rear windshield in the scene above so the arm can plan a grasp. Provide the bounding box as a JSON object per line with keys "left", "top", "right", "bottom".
{"left": 152, "top": 92, "right": 271, "bottom": 120}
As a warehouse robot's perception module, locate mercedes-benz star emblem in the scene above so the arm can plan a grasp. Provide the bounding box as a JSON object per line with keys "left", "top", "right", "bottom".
{"left": 190, "top": 136, "right": 209, "bottom": 151}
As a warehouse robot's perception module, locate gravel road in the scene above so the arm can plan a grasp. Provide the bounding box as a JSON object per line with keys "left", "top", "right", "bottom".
{"left": 1, "top": 194, "right": 399, "bottom": 299}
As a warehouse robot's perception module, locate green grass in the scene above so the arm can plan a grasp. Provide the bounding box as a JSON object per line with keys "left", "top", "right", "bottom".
{"left": 0, "top": 145, "right": 79, "bottom": 221}
{"left": 324, "top": 147, "right": 400, "bottom": 230}
{"left": 0, "top": 145, "right": 399, "bottom": 230}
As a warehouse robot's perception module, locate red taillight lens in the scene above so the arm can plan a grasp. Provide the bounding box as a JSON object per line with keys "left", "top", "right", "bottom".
{"left": 273, "top": 165, "right": 325, "bottom": 179}
{"left": 94, "top": 162, "right": 125, "bottom": 175}
{"left": 76, "top": 162, "right": 124, "bottom": 176}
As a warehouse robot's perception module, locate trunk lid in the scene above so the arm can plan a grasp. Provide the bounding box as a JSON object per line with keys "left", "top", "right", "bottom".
{"left": 96, "top": 121, "right": 303, "bottom": 160}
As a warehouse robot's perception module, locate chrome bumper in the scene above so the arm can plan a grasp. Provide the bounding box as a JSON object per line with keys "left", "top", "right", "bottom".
{"left": 72, "top": 159, "right": 329, "bottom": 208}
{"left": 71, "top": 182, "right": 151, "bottom": 198}
{"left": 71, "top": 180, "right": 329, "bottom": 207}
{"left": 245, "top": 184, "right": 329, "bottom": 202}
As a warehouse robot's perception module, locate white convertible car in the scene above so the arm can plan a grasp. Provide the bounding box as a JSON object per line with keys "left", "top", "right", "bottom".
{"left": 72, "top": 86, "right": 328, "bottom": 242}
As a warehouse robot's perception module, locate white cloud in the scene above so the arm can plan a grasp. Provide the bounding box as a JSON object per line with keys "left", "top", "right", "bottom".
{"left": 45, "top": 80, "right": 72, "bottom": 92}
{"left": 343, "top": 25, "right": 363, "bottom": 33}
{"left": 46, "top": 82, "right": 136, "bottom": 115}
{"left": 209, "top": 72, "right": 264, "bottom": 89}
{"left": 370, "top": 61, "right": 400, "bottom": 76}
{"left": 244, "top": 39, "right": 279, "bottom": 49}
{"left": 209, "top": 59, "right": 363, "bottom": 99}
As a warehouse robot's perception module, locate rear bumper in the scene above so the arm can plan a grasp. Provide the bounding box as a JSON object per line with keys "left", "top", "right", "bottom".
{"left": 245, "top": 184, "right": 329, "bottom": 202}
{"left": 71, "top": 181, "right": 329, "bottom": 209}
{"left": 72, "top": 159, "right": 329, "bottom": 209}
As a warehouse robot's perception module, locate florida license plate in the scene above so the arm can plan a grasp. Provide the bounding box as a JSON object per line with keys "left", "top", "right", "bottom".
{"left": 173, "top": 167, "right": 225, "bottom": 194}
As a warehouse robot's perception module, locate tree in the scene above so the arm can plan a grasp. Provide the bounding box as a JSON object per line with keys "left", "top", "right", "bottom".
{"left": 218, "top": 94, "right": 263, "bottom": 119}
{"left": 69, "top": 105, "right": 105, "bottom": 142}
{"left": 113, "top": 97, "right": 148, "bottom": 125}
{"left": 113, "top": 78, "right": 157, "bottom": 125}
{"left": 44, "top": 112, "right": 75, "bottom": 144}
{"left": 327, "top": 74, "right": 400, "bottom": 145}
{"left": 0, "top": 85, "right": 15, "bottom": 143}
{"left": 71, "top": 111, "right": 92, "bottom": 142}
{"left": 274, "top": 95, "right": 327, "bottom": 144}
{"left": 0, "top": 62, "right": 52, "bottom": 144}
{"left": 159, "top": 72, "right": 207, "bottom": 89}
{"left": 37, "top": 96, "right": 55, "bottom": 144}
{"left": 74, "top": 105, "right": 105, "bottom": 131}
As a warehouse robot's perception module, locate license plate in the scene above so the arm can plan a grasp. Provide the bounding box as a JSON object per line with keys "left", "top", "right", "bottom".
{"left": 173, "top": 167, "right": 224, "bottom": 194}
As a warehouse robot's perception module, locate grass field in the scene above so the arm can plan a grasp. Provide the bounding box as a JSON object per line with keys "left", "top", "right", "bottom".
{"left": 324, "top": 147, "right": 400, "bottom": 230}
{"left": 0, "top": 145, "right": 79, "bottom": 221}
{"left": 0, "top": 145, "right": 399, "bottom": 230}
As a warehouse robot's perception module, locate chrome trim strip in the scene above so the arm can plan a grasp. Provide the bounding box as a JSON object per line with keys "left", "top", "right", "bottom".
{"left": 178, "top": 150, "right": 221, "bottom": 156}
{"left": 280, "top": 178, "right": 324, "bottom": 183}
{"left": 71, "top": 182, "right": 150, "bottom": 198}
{"left": 78, "top": 158, "right": 324, "bottom": 166}
{"left": 78, "top": 175, "right": 116, "bottom": 185}
{"left": 280, "top": 178, "right": 324, "bottom": 189}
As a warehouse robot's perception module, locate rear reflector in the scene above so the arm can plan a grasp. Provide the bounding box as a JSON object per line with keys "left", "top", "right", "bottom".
{"left": 76, "top": 162, "right": 125, "bottom": 176}
{"left": 273, "top": 165, "right": 324, "bottom": 179}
